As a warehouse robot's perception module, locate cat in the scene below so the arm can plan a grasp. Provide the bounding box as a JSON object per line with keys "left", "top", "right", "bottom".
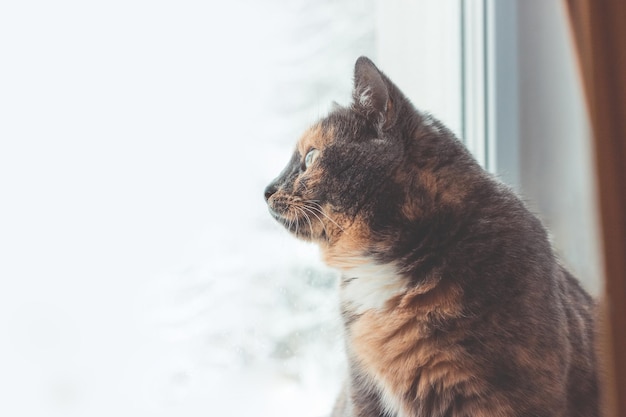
{"left": 264, "top": 56, "right": 599, "bottom": 417}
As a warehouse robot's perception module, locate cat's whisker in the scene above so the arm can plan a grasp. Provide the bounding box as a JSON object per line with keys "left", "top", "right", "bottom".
{"left": 294, "top": 207, "right": 303, "bottom": 236}
{"left": 305, "top": 204, "right": 337, "bottom": 233}
{"left": 295, "top": 205, "right": 315, "bottom": 237}
{"left": 306, "top": 201, "right": 344, "bottom": 231}
{"left": 286, "top": 206, "right": 295, "bottom": 232}
{"left": 302, "top": 205, "right": 330, "bottom": 237}
{"left": 295, "top": 213, "right": 299, "bottom": 235}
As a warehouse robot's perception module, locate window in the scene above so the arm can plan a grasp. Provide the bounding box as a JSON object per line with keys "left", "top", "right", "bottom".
{"left": 378, "top": 0, "right": 601, "bottom": 294}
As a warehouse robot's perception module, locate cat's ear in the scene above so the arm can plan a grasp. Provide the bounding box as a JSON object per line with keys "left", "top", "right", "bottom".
{"left": 352, "top": 56, "right": 392, "bottom": 127}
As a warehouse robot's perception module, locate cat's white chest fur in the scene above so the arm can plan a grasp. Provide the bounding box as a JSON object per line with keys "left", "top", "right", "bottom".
{"left": 339, "top": 260, "right": 407, "bottom": 314}
{"left": 338, "top": 259, "right": 410, "bottom": 417}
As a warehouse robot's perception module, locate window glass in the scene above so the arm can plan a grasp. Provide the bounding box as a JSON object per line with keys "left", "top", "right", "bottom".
{"left": 376, "top": 0, "right": 462, "bottom": 138}
{"left": 0, "top": 0, "right": 377, "bottom": 416}
{"left": 516, "top": 0, "right": 601, "bottom": 293}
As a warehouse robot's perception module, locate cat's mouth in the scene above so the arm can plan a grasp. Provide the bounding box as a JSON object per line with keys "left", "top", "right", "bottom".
{"left": 266, "top": 197, "right": 335, "bottom": 241}
{"left": 268, "top": 204, "right": 315, "bottom": 240}
{"left": 268, "top": 205, "right": 313, "bottom": 239}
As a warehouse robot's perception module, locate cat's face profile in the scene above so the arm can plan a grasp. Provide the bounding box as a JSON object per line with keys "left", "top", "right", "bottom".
{"left": 264, "top": 112, "right": 398, "bottom": 238}
{"left": 264, "top": 57, "right": 467, "bottom": 267}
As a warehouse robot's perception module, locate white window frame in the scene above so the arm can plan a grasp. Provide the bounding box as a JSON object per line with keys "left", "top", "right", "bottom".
{"left": 462, "top": 0, "right": 520, "bottom": 190}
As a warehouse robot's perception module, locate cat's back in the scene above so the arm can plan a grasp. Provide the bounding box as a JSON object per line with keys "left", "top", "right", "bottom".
{"left": 558, "top": 267, "right": 599, "bottom": 417}
{"left": 442, "top": 180, "right": 600, "bottom": 417}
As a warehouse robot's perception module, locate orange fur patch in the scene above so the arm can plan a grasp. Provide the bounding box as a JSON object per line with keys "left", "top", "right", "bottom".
{"left": 349, "top": 280, "right": 472, "bottom": 412}
{"left": 320, "top": 214, "right": 373, "bottom": 269}
{"left": 290, "top": 123, "right": 331, "bottom": 197}
{"left": 400, "top": 168, "right": 466, "bottom": 221}
{"left": 297, "top": 124, "right": 333, "bottom": 158}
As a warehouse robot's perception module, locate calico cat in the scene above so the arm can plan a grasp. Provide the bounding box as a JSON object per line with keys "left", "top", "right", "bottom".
{"left": 264, "top": 57, "right": 599, "bottom": 417}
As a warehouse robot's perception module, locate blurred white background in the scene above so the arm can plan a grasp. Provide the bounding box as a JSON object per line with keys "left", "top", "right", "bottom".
{"left": 0, "top": 0, "right": 377, "bottom": 415}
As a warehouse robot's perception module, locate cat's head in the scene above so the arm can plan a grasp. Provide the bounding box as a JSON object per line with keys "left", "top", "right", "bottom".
{"left": 264, "top": 57, "right": 473, "bottom": 268}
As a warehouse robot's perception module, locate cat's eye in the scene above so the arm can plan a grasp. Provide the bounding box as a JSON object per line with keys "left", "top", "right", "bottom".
{"left": 304, "top": 149, "right": 320, "bottom": 169}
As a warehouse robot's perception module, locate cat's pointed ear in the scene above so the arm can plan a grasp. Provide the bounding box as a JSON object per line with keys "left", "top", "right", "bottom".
{"left": 352, "top": 56, "right": 391, "bottom": 126}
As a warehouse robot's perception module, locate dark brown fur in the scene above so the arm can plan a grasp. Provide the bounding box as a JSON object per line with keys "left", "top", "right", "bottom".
{"left": 264, "top": 57, "right": 599, "bottom": 417}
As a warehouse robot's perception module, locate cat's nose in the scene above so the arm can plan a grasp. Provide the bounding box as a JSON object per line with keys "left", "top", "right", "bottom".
{"left": 264, "top": 183, "right": 278, "bottom": 202}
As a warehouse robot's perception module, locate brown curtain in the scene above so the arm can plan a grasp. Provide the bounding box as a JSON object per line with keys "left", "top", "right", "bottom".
{"left": 563, "top": 1, "right": 626, "bottom": 416}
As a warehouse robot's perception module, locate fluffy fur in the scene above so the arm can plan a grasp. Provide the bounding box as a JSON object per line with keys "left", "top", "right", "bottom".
{"left": 264, "top": 57, "right": 599, "bottom": 417}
